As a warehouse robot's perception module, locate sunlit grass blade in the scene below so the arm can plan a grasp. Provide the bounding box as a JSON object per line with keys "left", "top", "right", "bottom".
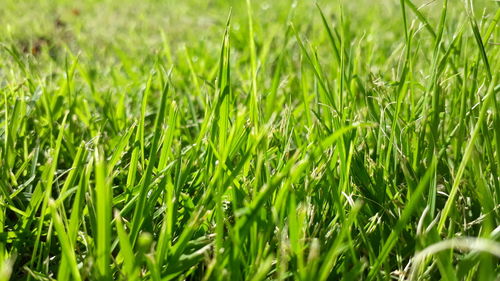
{"left": 129, "top": 79, "right": 170, "bottom": 245}
{"left": 49, "top": 199, "right": 81, "bottom": 281}
{"left": 94, "top": 146, "right": 112, "bottom": 280}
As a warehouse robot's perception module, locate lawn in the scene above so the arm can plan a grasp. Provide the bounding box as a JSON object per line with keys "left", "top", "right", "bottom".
{"left": 0, "top": 0, "right": 499, "bottom": 280}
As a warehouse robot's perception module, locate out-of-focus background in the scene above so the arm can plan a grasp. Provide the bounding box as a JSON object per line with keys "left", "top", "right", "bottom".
{"left": 1, "top": 0, "right": 495, "bottom": 62}
{"left": 1, "top": 0, "right": 496, "bottom": 99}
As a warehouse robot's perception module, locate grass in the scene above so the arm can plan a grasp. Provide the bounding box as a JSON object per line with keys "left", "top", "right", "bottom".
{"left": 0, "top": 0, "right": 499, "bottom": 280}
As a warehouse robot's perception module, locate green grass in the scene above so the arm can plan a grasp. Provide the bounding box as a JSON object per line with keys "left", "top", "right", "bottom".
{"left": 0, "top": 0, "right": 499, "bottom": 280}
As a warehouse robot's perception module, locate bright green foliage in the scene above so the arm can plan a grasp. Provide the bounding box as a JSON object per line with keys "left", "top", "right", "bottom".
{"left": 0, "top": 0, "right": 499, "bottom": 280}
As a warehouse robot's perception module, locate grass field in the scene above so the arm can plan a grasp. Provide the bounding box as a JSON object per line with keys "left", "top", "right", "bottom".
{"left": 1, "top": 0, "right": 499, "bottom": 280}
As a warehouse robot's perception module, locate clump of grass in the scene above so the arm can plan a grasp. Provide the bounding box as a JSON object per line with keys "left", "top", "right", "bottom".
{"left": 0, "top": 0, "right": 499, "bottom": 280}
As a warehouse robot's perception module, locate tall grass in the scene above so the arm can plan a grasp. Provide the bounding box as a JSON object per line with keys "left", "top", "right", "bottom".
{"left": 0, "top": 0, "right": 499, "bottom": 280}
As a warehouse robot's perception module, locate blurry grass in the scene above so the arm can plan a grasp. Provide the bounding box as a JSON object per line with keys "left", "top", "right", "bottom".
{"left": 0, "top": 0, "right": 499, "bottom": 280}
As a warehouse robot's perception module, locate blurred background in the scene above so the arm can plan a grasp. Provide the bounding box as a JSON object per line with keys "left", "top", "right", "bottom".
{"left": 1, "top": 0, "right": 496, "bottom": 62}
{"left": 0, "top": 0, "right": 497, "bottom": 109}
